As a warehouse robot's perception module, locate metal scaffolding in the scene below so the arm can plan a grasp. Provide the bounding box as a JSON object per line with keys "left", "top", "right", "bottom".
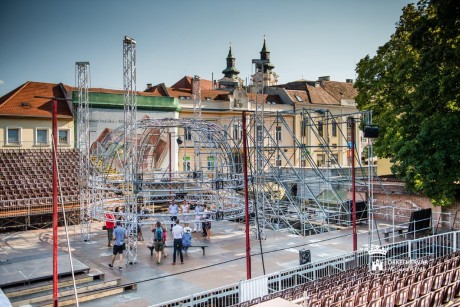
{"left": 88, "top": 110, "right": 374, "bottom": 237}
{"left": 122, "top": 35, "right": 138, "bottom": 264}
{"left": 76, "top": 61, "right": 91, "bottom": 241}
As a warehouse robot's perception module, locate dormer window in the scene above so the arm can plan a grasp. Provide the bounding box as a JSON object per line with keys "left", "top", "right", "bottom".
{"left": 21, "top": 102, "right": 31, "bottom": 108}
{"left": 295, "top": 95, "right": 303, "bottom": 102}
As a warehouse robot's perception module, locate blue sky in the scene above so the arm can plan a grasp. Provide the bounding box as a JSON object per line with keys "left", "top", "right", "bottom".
{"left": 0, "top": 0, "right": 413, "bottom": 96}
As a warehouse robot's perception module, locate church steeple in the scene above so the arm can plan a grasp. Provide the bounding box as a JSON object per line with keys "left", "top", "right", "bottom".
{"left": 219, "top": 43, "right": 243, "bottom": 91}
{"left": 251, "top": 35, "right": 278, "bottom": 89}
{"left": 257, "top": 35, "right": 275, "bottom": 72}
{"left": 222, "top": 43, "right": 240, "bottom": 79}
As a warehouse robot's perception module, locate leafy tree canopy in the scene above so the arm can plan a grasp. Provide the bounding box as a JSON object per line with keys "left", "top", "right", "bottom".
{"left": 355, "top": 0, "right": 460, "bottom": 206}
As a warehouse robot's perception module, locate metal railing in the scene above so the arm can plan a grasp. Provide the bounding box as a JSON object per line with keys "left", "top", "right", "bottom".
{"left": 155, "top": 230, "right": 460, "bottom": 307}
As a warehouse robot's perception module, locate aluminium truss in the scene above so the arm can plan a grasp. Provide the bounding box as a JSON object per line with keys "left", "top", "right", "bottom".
{"left": 76, "top": 61, "right": 91, "bottom": 241}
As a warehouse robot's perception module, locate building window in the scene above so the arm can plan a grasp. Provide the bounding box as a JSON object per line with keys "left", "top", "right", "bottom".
{"left": 6, "top": 127, "right": 20, "bottom": 145}
{"left": 332, "top": 121, "right": 337, "bottom": 137}
{"left": 183, "top": 156, "right": 191, "bottom": 171}
{"left": 36, "top": 128, "right": 48, "bottom": 145}
{"left": 332, "top": 154, "right": 339, "bottom": 164}
{"left": 301, "top": 119, "right": 307, "bottom": 137}
{"left": 184, "top": 128, "right": 192, "bottom": 141}
{"left": 207, "top": 156, "right": 215, "bottom": 170}
{"left": 318, "top": 121, "right": 323, "bottom": 137}
{"left": 58, "top": 129, "right": 69, "bottom": 145}
{"left": 317, "top": 154, "right": 325, "bottom": 167}
{"left": 233, "top": 124, "right": 241, "bottom": 140}
{"left": 275, "top": 126, "right": 282, "bottom": 141}
{"left": 301, "top": 158, "right": 307, "bottom": 167}
{"left": 276, "top": 155, "right": 281, "bottom": 166}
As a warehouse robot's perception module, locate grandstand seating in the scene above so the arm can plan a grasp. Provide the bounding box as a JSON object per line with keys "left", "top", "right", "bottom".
{"left": 236, "top": 251, "right": 460, "bottom": 306}
{"left": 0, "top": 149, "right": 80, "bottom": 203}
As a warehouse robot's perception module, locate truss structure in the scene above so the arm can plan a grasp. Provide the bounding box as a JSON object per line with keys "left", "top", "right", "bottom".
{"left": 122, "top": 36, "right": 138, "bottom": 264}
{"left": 76, "top": 62, "right": 91, "bottom": 241}
{"left": 89, "top": 108, "right": 375, "bottom": 235}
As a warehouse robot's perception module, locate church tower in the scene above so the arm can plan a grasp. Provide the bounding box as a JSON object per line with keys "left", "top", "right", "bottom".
{"left": 251, "top": 36, "right": 279, "bottom": 88}
{"left": 218, "top": 44, "right": 243, "bottom": 90}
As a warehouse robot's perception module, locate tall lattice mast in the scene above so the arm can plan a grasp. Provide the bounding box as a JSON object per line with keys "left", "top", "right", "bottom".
{"left": 193, "top": 75, "right": 202, "bottom": 120}
{"left": 123, "top": 36, "right": 138, "bottom": 264}
{"left": 251, "top": 56, "right": 269, "bottom": 236}
{"left": 192, "top": 75, "right": 203, "bottom": 201}
{"left": 76, "top": 62, "right": 91, "bottom": 241}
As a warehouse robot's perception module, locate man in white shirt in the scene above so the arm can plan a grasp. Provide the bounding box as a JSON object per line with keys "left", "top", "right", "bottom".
{"left": 169, "top": 202, "right": 179, "bottom": 231}
{"left": 171, "top": 219, "right": 184, "bottom": 265}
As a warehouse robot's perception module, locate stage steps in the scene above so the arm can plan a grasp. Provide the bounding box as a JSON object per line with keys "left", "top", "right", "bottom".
{"left": 2, "top": 270, "right": 137, "bottom": 307}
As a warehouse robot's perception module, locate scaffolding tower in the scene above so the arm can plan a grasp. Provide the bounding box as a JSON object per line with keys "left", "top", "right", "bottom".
{"left": 122, "top": 35, "right": 138, "bottom": 264}
{"left": 76, "top": 61, "right": 91, "bottom": 242}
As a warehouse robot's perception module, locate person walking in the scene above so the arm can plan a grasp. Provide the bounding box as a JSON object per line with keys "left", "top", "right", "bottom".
{"left": 171, "top": 219, "right": 184, "bottom": 265}
{"left": 105, "top": 212, "right": 115, "bottom": 247}
{"left": 152, "top": 221, "right": 164, "bottom": 264}
{"left": 109, "top": 221, "right": 126, "bottom": 271}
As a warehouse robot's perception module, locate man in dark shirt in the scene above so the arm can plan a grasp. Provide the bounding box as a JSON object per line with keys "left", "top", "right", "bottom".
{"left": 109, "top": 221, "right": 126, "bottom": 271}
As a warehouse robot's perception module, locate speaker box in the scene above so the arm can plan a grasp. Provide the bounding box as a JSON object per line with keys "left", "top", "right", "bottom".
{"left": 364, "top": 125, "right": 379, "bottom": 138}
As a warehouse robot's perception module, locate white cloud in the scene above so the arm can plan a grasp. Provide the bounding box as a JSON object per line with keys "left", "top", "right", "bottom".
{"left": 0, "top": 80, "right": 4, "bottom": 85}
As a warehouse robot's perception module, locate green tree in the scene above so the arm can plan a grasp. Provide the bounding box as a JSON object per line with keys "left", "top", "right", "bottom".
{"left": 355, "top": 0, "right": 460, "bottom": 206}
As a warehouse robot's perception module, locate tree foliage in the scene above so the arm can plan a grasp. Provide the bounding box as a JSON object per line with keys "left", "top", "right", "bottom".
{"left": 355, "top": 0, "right": 460, "bottom": 206}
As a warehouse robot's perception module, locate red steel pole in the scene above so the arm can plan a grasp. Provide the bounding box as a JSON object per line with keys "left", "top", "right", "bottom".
{"left": 242, "top": 112, "right": 251, "bottom": 279}
{"left": 350, "top": 117, "right": 357, "bottom": 252}
{"left": 52, "top": 99, "right": 58, "bottom": 306}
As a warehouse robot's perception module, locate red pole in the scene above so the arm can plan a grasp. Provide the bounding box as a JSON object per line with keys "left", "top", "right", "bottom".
{"left": 242, "top": 112, "right": 251, "bottom": 279}
{"left": 350, "top": 117, "right": 357, "bottom": 252}
{"left": 52, "top": 99, "right": 58, "bottom": 306}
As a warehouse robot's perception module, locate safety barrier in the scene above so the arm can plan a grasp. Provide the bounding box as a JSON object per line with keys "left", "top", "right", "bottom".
{"left": 155, "top": 230, "right": 460, "bottom": 306}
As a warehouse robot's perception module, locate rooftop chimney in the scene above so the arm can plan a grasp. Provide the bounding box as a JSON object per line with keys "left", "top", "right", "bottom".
{"left": 146, "top": 83, "right": 152, "bottom": 89}
{"left": 346, "top": 79, "right": 353, "bottom": 84}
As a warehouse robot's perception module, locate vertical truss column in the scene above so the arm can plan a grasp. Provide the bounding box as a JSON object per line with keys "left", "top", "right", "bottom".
{"left": 123, "top": 36, "right": 138, "bottom": 264}
{"left": 193, "top": 75, "right": 202, "bottom": 120}
{"left": 76, "top": 62, "right": 91, "bottom": 241}
{"left": 252, "top": 59, "right": 269, "bottom": 234}
{"left": 192, "top": 76, "right": 204, "bottom": 204}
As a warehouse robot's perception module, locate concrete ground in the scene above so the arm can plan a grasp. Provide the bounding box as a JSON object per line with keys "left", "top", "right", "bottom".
{"left": 0, "top": 220, "right": 380, "bottom": 306}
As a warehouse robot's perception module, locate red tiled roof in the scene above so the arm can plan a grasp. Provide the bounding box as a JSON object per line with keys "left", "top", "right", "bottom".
{"left": 286, "top": 90, "right": 309, "bottom": 104}
{"left": 167, "top": 87, "right": 230, "bottom": 101}
{"left": 305, "top": 84, "right": 339, "bottom": 105}
{"left": 321, "top": 81, "right": 357, "bottom": 101}
{"left": 87, "top": 87, "right": 166, "bottom": 97}
{"left": 0, "top": 81, "right": 73, "bottom": 118}
{"left": 247, "top": 93, "right": 282, "bottom": 104}
{"left": 144, "top": 83, "right": 170, "bottom": 97}
{"left": 171, "top": 76, "right": 213, "bottom": 91}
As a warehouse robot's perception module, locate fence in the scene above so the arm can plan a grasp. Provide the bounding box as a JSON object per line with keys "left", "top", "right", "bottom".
{"left": 155, "top": 230, "right": 460, "bottom": 307}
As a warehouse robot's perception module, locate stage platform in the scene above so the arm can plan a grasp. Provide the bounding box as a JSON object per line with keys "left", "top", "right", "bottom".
{"left": 0, "top": 220, "right": 404, "bottom": 306}
{"left": 0, "top": 253, "right": 89, "bottom": 288}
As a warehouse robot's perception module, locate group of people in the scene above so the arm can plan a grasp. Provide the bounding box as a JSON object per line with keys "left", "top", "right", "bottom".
{"left": 152, "top": 219, "right": 192, "bottom": 265}
{"left": 104, "top": 202, "right": 214, "bottom": 269}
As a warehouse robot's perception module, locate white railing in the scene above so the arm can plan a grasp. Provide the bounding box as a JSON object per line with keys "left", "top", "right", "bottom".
{"left": 155, "top": 230, "right": 460, "bottom": 307}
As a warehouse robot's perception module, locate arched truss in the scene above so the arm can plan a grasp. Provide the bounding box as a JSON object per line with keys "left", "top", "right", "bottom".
{"left": 89, "top": 118, "right": 248, "bottom": 226}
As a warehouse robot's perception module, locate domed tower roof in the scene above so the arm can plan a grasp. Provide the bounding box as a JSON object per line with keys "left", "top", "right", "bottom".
{"left": 222, "top": 44, "right": 240, "bottom": 79}
{"left": 258, "top": 36, "right": 275, "bottom": 72}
